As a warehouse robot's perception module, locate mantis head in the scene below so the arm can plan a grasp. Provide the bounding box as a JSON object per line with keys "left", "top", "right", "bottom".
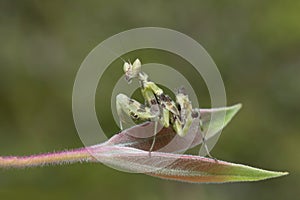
{"left": 123, "top": 58, "right": 141, "bottom": 83}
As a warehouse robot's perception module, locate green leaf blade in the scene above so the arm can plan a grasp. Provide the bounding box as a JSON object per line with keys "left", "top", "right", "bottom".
{"left": 93, "top": 145, "right": 288, "bottom": 183}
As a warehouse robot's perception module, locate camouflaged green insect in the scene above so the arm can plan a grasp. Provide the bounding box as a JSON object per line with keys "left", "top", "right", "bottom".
{"left": 116, "top": 59, "right": 212, "bottom": 157}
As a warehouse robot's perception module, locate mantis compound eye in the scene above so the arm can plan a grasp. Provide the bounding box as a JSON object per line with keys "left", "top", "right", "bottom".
{"left": 123, "top": 62, "right": 131, "bottom": 73}
{"left": 123, "top": 62, "right": 134, "bottom": 83}
{"left": 132, "top": 58, "right": 141, "bottom": 69}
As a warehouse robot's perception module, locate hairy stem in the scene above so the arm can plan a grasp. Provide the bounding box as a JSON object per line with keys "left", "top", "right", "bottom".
{"left": 0, "top": 147, "right": 95, "bottom": 168}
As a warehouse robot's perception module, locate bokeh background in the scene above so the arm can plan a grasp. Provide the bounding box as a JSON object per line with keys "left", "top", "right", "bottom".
{"left": 0, "top": 0, "right": 299, "bottom": 200}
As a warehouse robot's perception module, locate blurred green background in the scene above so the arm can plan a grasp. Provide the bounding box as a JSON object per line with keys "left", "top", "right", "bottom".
{"left": 0, "top": 0, "right": 299, "bottom": 199}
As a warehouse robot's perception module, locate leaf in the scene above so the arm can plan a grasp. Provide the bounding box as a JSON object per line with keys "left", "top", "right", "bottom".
{"left": 0, "top": 103, "right": 288, "bottom": 183}
{"left": 89, "top": 145, "right": 288, "bottom": 183}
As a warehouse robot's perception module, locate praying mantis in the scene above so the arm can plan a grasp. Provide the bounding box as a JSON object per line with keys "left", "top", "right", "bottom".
{"left": 116, "top": 59, "right": 213, "bottom": 157}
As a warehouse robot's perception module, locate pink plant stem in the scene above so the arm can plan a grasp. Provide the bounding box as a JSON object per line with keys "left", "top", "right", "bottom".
{"left": 0, "top": 147, "right": 95, "bottom": 168}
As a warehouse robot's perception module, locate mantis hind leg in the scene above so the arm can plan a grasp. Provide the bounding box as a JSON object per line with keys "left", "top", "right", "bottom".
{"left": 174, "top": 109, "right": 216, "bottom": 160}
{"left": 197, "top": 110, "right": 216, "bottom": 160}
{"left": 148, "top": 104, "right": 163, "bottom": 155}
{"left": 148, "top": 119, "right": 158, "bottom": 155}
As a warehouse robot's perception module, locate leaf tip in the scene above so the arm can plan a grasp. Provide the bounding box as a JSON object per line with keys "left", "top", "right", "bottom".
{"left": 235, "top": 103, "right": 242, "bottom": 110}
{"left": 240, "top": 167, "right": 289, "bottom": 182}
{"left": 267, "top": 170, "right": 289, "bottom": 178}
{"left": 231, "top": 103, "right": 242, "bottom": 113}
